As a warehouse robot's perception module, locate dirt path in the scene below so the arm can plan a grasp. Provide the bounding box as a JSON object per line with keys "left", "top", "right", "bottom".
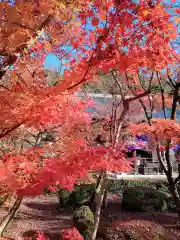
{"left": 3, "top": 195, "right": 73, "bottom": 240}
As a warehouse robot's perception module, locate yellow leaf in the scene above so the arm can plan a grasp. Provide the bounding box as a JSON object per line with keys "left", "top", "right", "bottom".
{"left": 143, "top": 10, "right": 150, "bottom": 17}
{"left": 24, "top": 49, "right": 28, "bottom": 54}
{"left": 55, "top": 1, "right": 66, "bottom": 10}
{"left": 174, "top": 16, "right": 180, "bottom": 24}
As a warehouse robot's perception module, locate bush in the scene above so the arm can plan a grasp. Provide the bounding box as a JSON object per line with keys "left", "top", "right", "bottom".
{"left": 0, "top": 193, "right": 9, "bottom": 206}
{"left": 97, "top": 220, "right": 174, "bottom": 240}
{"left": 70, "top": 184, "right": 95, "bottom": 208}
{"left": 73, "top": 206, "right": 94, "bottom": 239}
{"left": 122, "top": 186, "right": 169, "bottom": 212}
{"left": 58, "top": 189, "right": 72, "bottom": 207}
{"left": 60, "top": 227, "right": 84, "bottom": 240}
{"left": 108, "top": 180, "right": 168, "bottom": 194}
{"left": 44, "top": 188, "right": 52, "bottom": 195}
{"left": 58, "top": 184, "right": 95, "bottom": 209}
{"left": 23, "top": 231, "right": 49, "bottom": 240}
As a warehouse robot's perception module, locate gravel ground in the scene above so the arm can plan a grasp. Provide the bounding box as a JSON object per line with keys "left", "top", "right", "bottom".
{"left": 3, "top": 195, "right": 73, "bottom": 240}
{"left": 2, "top": 193, "right": 180, "bottom": 240}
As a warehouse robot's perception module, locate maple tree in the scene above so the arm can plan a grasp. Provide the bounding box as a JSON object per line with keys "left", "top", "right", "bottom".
{"left": 0, "top": 0, "right": 179, "bottom": 239}
{"left": 127, "top": 67, "right": 180, "bottom": 220}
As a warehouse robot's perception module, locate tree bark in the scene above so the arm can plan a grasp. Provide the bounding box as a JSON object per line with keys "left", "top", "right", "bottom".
{"left": 167, "top": 177, "right": 180, "bottom": 221}
{"left": 90, "top": 173, "right": 106, "bottom": 240}
{"left": 89, "top": 173, "right": 102, "bottom": 211}
{"left": 102, "top": 188, "right": 108, "bottom": 211}
{"left": 0, "top": 196, "right": 22, "bottom": 237}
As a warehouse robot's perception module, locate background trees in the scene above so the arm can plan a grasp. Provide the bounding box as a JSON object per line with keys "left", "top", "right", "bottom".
{"left": 127, "top": 69, "right": 180, "bottom": 219}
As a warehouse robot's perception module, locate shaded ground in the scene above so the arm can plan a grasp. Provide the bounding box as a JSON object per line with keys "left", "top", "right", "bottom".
{"left": 3, "top": 195, "right": 73, "bottom": 240}
{"left": 2, "top": 194, "right": 180, "bottom": 240}
{"left": 101, "top": 194, "right": 180, "bottom": 239}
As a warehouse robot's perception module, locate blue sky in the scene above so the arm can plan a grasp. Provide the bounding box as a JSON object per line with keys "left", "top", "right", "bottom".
{"left": 44, "top": 1, "right": 180, "bottom": 72}
{"left": 43, "top": 12, "right": 105, "bottom": 72}
{"left": 44, "top": 54, "right": 63, "bottom": 72}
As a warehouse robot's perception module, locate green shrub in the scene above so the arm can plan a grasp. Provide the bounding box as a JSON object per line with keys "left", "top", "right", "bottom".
{"left": 73, "top": 206, "right": 94, "bottom": 239}
{"left": 122, "top": 186, "right": 169, "bottom": 212}
{"left": 0, "top": 193, "right": 9, "bottom": 206}
{"left": 58, "top": 184, "right": 96, "bottom": 209}
{"left": 0, "top": 196, "right": 3, "bottom": 206}
{"left": 108, "top": 179, "right": 168, "bottom": 194}
{"left": 70, "top": 184, "right": 95, "bottom": 208}
{"left": 58, "top": 188, "right": 72, "bottom": 207}
{"left": 44, "top": 188, "right": 52, "bottom": 195}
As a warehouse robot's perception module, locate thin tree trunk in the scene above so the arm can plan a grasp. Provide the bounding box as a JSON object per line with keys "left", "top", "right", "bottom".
{"left": 102, "top": 188, "right": 108, "bottom": 211}
{"left": 167, "top": 177, "right": 180, "bottom": 221}
{"left": 89, "top": 173, "right": 103, "bottom": 211}
{"left": 90, "top": 173, "right": 106, "bottom": 240}
{"left": 0, "top": 196, "right": 22, "bottom": 237}
{"left": 170, "top": 188, "right": 180, "bottom": 221}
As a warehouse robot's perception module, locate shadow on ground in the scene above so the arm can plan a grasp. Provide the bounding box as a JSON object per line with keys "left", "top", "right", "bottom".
{"left": 25, "top": 202, "right": 60, "bottom": 211}
{"left": 103, "top": 200, "right": 179, "bottom": 228}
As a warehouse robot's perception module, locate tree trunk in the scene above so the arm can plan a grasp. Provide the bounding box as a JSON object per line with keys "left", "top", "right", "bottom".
{"left": 168, "top": 179, "right": 180, "bottom": 221}
{"left": 102, "top": 188, "right": 108, "bottom": 211}
{"left": 0, "top": 196, "right": 22, "bottom": 236}
{"left": 89, "top": 173, "right": 103, "bottom": 212}
{"left": 90, "top": 173, "right": 106, "bottom": 240}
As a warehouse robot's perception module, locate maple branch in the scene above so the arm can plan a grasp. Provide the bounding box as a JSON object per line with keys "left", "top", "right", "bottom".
{"left": 67, "top": 64, "right": 91, "bottom": 91}
{"left": 156, "top": 143, "right": 168, "bottom": 174}
{"left": 171, "top": 82, "right": 180, "bottom": 120}
{"left": 156, "top": 71, "right": 167, "bottom": 119}
{"left": 0, "top": 14, "right": 53, "bottom": 80}
{"left": 11, "top": 22, "right": 34, "bottom": 31}
{"left": 0, "top": 119, "right": 27, "bottom": 140}
{"left": 113, "top": 71, "right": 152, "bottom": 144}
{"left": 125, "top": 70, "right": 152, "bottom": 102}
{"left": 67, "top": 21, "right": 110, "bottom": 91}
{"left": 35, "top": 132, "right": 43, "bottom": 146}
{"left": 126, "top": 90, "right": 151, "bottom": 102}
{"left": 25, "top": 130, "right": 37, "bottom": 139}
{"left": 23, "top": 139, "right": 34, "bottom": 146}
{"left": 167, "top": 71, "right": 176, "bottom": 88}
{"left": 112, "top": 71, "right": 124, "bottom": 98}
{"left": 110, "top": 98, "right": 117, "bottom": 143}
{"left": 174, "top": 165, "right": 180, "bottom": 185}
{"left": 165, "top": 141, "right": 174, "bottom": 178}
{"left": 148, "top": 72, "right": 154, "bottom": 92}
{"left": 139, "top": 99, "right": 151, "bottom": 124}
{"left": 137, "top": 94, "right": 169, "bottom": 174}
{"left": 0, "top": 85, "right": 12, "bottom": 91}
{"left": 138, "top": 73, "right": 146, "bottom": 91}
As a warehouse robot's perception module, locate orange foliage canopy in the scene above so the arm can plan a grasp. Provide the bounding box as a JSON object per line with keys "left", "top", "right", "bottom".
{"left": 55, "top": 0, "right": 177, "bottom": 91}
{"left": 0, "top": 80, "right": 131, "bottom": 195}
{"left": 129, "top": 119, "right": 180, "bottom": 148}
{"left": 0, "top": 0, "right": 179, "bottom": 196}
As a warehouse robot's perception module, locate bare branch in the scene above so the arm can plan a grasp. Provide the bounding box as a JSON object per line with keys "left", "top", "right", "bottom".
{"left": 156, "top": 71, "right": 167, "bottom": 119}
{"left": 171, "top": 82, "right": 180, "bottom": 120}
